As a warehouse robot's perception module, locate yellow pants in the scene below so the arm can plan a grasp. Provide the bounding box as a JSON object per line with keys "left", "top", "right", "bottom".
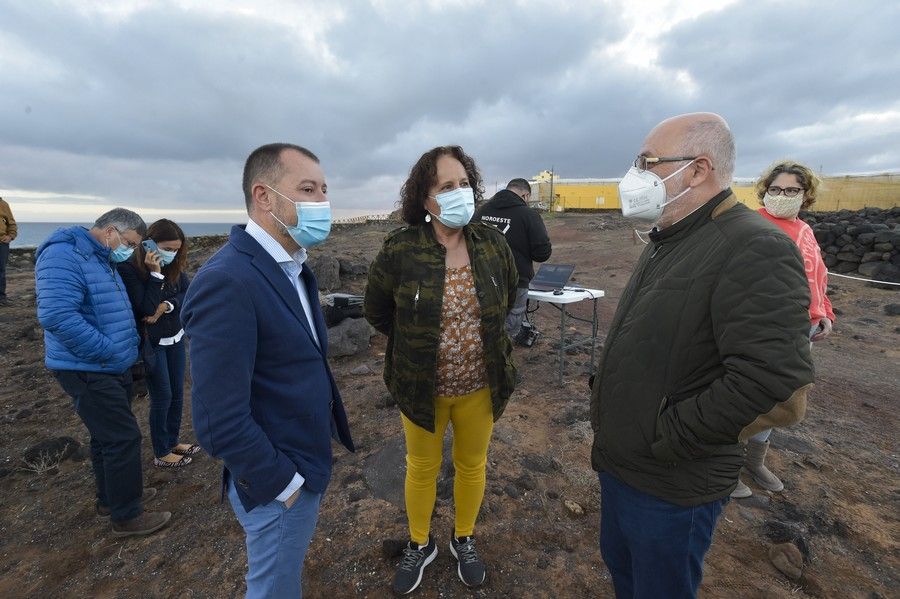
{"left": 401, "top": 386, "right": 494, "bottom": 545}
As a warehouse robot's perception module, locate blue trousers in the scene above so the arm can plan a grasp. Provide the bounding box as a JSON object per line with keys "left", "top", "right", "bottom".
{"left": 146, "top": 341, "right": 186, "bottom": 458}
{"left": 599, "top": 472, "right": 726, "bottom": 599}
{"left": 54, "top": 370, "right": 143, "bottom": 521}
{"left": 228, "top": 480, "right": 323, "bottom": 599}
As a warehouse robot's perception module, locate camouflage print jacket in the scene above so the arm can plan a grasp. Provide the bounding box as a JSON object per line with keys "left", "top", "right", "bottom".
{"left": 364, "top": 222, "right": 518, "bottom": 432}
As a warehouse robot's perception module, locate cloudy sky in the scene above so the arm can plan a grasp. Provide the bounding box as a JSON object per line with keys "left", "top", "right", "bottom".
{"left": 1, "top": 0, "right": 898, "bottom": 222}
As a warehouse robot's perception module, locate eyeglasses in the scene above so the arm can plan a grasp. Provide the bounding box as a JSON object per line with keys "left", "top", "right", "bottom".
{"left": 766, "top": 186, "right": 803, "bottom": 197}
{"left": 633, "top": 155, "right": 698, "bottom": 171}
{"left": 113, "top": 228, "right": 139, "bottom": 250}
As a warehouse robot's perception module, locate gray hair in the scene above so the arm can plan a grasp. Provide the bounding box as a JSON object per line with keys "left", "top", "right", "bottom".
{"left": 94, "top": 208, "right": 147, "bottom": 236}
{"left": 680, "top": 119, "right": 735, "bottom": 189}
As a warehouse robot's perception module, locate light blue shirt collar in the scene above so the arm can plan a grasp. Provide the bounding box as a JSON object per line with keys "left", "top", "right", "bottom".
{"left": 245, "top": 217, "right": 308, "bottom": 270}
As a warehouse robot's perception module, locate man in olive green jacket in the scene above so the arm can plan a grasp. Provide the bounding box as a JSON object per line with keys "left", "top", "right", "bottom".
{"left": 0, "top": 196, "right": 17, "bottom": 305}
{"left": 591, "top": 114, "right": 814, "bottom": 598}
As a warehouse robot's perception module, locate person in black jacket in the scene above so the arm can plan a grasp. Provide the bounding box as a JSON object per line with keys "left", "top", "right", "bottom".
{"left": 476, "top": 178, "right": 551, "bottom": 338}
{"left": 119, "top": 219, "right": 198, "bottom": 468}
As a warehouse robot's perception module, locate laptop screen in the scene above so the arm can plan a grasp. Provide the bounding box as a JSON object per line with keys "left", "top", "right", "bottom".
{"left": 530, "top": 264, "right": 575, "bottom": 290}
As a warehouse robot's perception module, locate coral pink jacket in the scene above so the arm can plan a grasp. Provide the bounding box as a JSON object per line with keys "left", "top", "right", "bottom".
{"left": 758, "top": 208, "right": 835, "bottom": 325}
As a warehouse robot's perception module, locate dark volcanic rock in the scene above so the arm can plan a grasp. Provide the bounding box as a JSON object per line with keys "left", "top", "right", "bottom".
{"left": 22, "top": 436, "right": 81, "bottom": 464}
{"left": 338, "top": 258, "right": 369, "bottom": 277}
{"left": 521, "top": 453, "right": 560, "bottom": 474}
{"left": 308, "top": 254, "right": 341, "bottom": 290}
{"left": 327, "top": 317, "right": 375, "bottom": 357}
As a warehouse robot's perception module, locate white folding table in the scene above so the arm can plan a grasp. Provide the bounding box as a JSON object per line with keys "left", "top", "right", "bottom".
{"left": 526, "top": 287, "right": 605, "bottom": 384}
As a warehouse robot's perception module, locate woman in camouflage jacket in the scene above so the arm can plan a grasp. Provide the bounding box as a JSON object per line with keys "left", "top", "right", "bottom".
{"left": 364, "top": 145, "right": 517, "bottom": 593}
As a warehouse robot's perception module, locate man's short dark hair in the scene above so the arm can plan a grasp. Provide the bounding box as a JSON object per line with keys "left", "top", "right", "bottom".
{"left": 506, "top": 178, "right": 531, "bottom": 195}
{"left": 242, "top": 143, "right": 319, "bottom": 211}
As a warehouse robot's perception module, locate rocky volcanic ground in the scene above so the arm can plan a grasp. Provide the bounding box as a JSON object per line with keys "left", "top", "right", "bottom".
{"left": 0, "top": 213, "right": 897, "bottom": 598}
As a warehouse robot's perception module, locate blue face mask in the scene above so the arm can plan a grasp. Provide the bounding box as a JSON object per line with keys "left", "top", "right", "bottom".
{"left": 157, "top": 248, "right": 178, "bottom": 266}
{"left": 109, "top": 230, "right": 134, "bottom": 263}
{"left": 429, "top": 187, "right": 475, "bottom": 229}
{"left": 266, "top": 185, "right": 332, "bottom": 248}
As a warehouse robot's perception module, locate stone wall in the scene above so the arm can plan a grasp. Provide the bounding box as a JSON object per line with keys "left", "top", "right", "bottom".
{"left": 805, "top": 207, "right": 900, "bottom": 284}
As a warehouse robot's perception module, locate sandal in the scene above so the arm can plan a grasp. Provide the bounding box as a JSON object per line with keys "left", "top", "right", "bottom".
{"left": 172, "top": 444, "right": 201, "bottom": 456}
{"left": 153, "top": 455, "right": 192, "bottom": 468}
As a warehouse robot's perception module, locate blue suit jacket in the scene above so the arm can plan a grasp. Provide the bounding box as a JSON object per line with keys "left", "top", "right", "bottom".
{"left": 182, "top": 225, "right": 354, "bottom": 510}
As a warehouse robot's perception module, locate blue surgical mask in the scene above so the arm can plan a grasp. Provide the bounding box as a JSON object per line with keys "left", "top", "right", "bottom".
{"left": 429, "top": 187, "right": 475, "bottom": 229}
{"left": 266, "top": 185, "right": 332, "bottom": 248}
{"left": 109, "top": 230, "right": 135, "bottom": 263}
{"left": 157, "top": 248, "right": 178, "bottom": 266}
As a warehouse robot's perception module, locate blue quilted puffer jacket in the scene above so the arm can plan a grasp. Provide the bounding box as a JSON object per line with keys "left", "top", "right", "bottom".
{"left": 35, "top": 227, "right": 139, "bottom": 373}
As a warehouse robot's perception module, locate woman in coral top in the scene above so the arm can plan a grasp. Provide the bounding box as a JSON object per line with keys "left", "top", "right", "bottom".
{"left": 732, "top": 160, "right": 835, "bottom": 498}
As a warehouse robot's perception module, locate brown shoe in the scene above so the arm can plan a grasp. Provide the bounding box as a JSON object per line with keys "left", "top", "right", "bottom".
{"left": 111, "top": 510, "right": 172, "bottom": 537}
{"left": 96, "top": 487, "right": 158, "bottom": 517}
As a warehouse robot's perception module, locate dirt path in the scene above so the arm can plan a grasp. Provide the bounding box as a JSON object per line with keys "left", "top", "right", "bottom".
{"left": 0, "top": 214, "right": 896, "bottom": 598}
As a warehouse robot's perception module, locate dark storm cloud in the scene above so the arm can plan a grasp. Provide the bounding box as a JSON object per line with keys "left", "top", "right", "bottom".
{"left": 654, "top": 0, "right": 900, "bottom": 175}
{"left": 0, "top": 0, "right": 897, "bottom": 216}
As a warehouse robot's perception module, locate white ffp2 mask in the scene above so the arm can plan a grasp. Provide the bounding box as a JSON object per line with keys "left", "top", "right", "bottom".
{"left": 618, "top": 160, "right": 695, "bottom": 225}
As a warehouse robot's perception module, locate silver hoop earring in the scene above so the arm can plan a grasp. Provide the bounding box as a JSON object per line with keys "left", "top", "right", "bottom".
{"left": 424, "top": 213, "right": 431, "bottom": 223}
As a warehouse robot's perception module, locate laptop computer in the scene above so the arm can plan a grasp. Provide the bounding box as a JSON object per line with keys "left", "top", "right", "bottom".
{"left": 528, "top": 264, "right": 575, "bottom": 292}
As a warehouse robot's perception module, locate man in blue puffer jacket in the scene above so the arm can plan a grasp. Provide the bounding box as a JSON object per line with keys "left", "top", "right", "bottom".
{"left": 36, "top": 208, "right": 171, "bottom": 537}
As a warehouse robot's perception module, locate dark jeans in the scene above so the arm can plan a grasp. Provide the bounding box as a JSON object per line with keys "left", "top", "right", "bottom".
{"left": 599, "top": 472, "right": 726, "bottom": 598}
{"left": 0, "top": 241, "right": 9, "bottom": 298}
{"left": 146, "top": 341, "right": 186, "bottom": 458}
{"left": 54, "top": 370, "right": 143, "bottom": 521}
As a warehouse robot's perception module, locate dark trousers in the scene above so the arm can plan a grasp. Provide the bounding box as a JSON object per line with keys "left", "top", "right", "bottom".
{"left": 54, "top": 370, "right": 143, "bottom": 521}
{"left": 0, "top": 241, "right": 8, "bottom": 298}
{"left": 146, "top": 341, "right": 186, "bottom": 458}
{"left": 505, "top": 286, "right": 529, "bottom": 337}
{"left": 599, "top": 472, "right": 726, "bottom": 599}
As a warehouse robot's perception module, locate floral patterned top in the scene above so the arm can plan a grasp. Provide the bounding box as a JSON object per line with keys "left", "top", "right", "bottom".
{"left": 435, "top": 264, "right": 487, "bottom": 397}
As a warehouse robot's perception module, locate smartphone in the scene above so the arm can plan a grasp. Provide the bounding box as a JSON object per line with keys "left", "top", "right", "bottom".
{"left": 142, "top": 239, "right": 159, "bottom": 254}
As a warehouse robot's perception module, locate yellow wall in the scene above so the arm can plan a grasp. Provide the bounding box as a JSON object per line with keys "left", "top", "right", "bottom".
{"left": 535, "top": 174, "right": 899, "bottom": 212}
{"left": 734, "top": 174, "right": 900, "bottom": 211}
{"left": 534, "top": 181, "right": 623, "bottom": 210}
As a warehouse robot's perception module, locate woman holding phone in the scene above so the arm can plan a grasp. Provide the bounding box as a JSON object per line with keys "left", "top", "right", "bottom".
{"left": 119, "top": 219, "right": 198, "bottom": 468}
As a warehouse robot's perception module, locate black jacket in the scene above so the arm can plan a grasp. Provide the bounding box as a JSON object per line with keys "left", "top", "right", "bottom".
{"left": 118, "top": 262, "right": 190, "bottom": 345}
{"left": 590, "top": 191, "right": 814, "bottom": 506}
{"left": 476, "top": 190, "right": 551, "bottom": 287}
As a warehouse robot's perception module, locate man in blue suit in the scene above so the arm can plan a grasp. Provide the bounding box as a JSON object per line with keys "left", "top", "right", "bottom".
{"left": 183, "top": 143, "right": 354, "bottom": 598}
{"left": 36, "top": 208, "right": 171, "bottom": 537}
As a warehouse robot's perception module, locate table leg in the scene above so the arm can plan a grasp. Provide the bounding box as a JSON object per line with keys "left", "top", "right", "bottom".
{"left": 559, "top": 304, "right": 566, "bottom": 384}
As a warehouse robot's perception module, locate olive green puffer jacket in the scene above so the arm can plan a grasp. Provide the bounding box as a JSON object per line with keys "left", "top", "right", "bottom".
{"left": 591, "top": 191, "right": 815, "bottom": 506}
{"left": 364, "top": 222, "right": 518, "bottom": 432}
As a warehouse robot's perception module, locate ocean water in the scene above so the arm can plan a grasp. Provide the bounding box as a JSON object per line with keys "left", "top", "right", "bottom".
{"left": 10, "top": 223, "right": 237, "bottom": 249}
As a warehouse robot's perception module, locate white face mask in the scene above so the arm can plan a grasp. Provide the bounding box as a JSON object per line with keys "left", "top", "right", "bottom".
{"left": 618, "top": 160, "right": 695, "bottom": 226}
{"left": 763, "top": 192, "right": 804, "bottom": 219}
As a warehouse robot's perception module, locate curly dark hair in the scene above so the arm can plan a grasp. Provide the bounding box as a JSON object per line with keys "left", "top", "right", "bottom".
{"left": 398, "top": 145, "right": 484, "bottom": 225}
